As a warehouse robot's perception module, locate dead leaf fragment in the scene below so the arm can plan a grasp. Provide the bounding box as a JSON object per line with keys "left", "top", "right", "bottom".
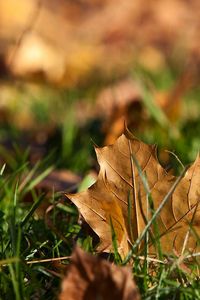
{"left": 67, "top": 131, "right": 200, "bottom": 257}
{"left": 59, "top": 247, "right": 140, "bottom": 300}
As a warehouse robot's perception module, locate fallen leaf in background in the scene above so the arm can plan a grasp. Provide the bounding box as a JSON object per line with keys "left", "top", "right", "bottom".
{"left": 37, "top": 169, "right": 81, "bottom": 193}
{"left": 92, "top": 73, "right": 191, "bottom": 144}
{"left": 67, "top": 130, "right": 200, "bottom": 257}
{"left": 96, "top": 78, "right": 142, "bottom": 145}
{"left": 22, "top": 169, "right": 81, "bottom": 219}
{"left": 59, "top": 247, "right": 140, "bottom": 300}
{"left": 96, "top": 79, "right": 141, "bottom": 119}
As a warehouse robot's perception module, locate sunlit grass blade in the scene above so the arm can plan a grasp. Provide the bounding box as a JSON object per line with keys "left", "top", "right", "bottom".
{"left": 0, "top": 163, "right": 6, "bottom": 176}
{"left": 130, "top": 154, "right": 163, "bottom": 261}
{"left": 109, "top": 217, "right": 122, "bottom": 264}
{"left": 141, "top": 83, "right": 169, "bottom": 128}
{"left": 127, "top": 191, "right": 134, "bottom": 244}
{"left": 22, "top": 165, "right": 54, "bottom": 194}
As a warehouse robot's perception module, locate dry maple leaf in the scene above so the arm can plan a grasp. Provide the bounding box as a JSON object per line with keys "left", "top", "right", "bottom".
{"left": 59, "top": 246, "right": 140, "bottom": 300}
{"left": 67, "top": 130, "right": 200, "bottom": 257}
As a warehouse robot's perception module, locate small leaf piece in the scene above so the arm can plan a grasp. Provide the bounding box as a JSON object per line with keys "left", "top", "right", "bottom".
{"left": 59, "top": 247, "right": 140, "bottom": 300}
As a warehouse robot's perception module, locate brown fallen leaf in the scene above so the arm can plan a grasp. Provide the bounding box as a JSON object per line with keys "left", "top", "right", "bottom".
{"left": 59, "top": 246, "right": 140, "bottom": 300}
{"left": 67, "top": 130, "right": 200, "bottom": 257}
{"left": 96, "top": 78, "right": 142, "bottom": 145}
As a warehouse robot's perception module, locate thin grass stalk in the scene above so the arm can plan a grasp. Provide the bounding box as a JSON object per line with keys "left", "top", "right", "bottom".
{"left": 122, "top": 166, "right": 187, "bottom": 265}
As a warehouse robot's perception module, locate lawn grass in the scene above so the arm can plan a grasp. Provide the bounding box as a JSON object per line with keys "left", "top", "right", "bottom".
{"left": 0, "top": 153, "right": 93, "bottom": 299}
{"left": 0, "top": 67, "right": 200, "bottom": 299}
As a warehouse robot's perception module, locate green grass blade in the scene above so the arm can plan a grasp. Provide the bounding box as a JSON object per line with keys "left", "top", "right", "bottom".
{"left": 22, "top": 165, "right": 54, "bottom": 194}
{"left": 20, "top": 193, "right": 45, "bottom": 228}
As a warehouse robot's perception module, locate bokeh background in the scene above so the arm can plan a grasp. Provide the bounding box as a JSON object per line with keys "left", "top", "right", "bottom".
{"left": 1, "top": 0, "right": 200, "bottom": 173}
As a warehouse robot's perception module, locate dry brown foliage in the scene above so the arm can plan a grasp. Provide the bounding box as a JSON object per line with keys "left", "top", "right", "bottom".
{"left": 67, "top": 130, "right": 200, "bottom": 257}
{"left": 59, "top": 247, "right": 140, "bottom": 300}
